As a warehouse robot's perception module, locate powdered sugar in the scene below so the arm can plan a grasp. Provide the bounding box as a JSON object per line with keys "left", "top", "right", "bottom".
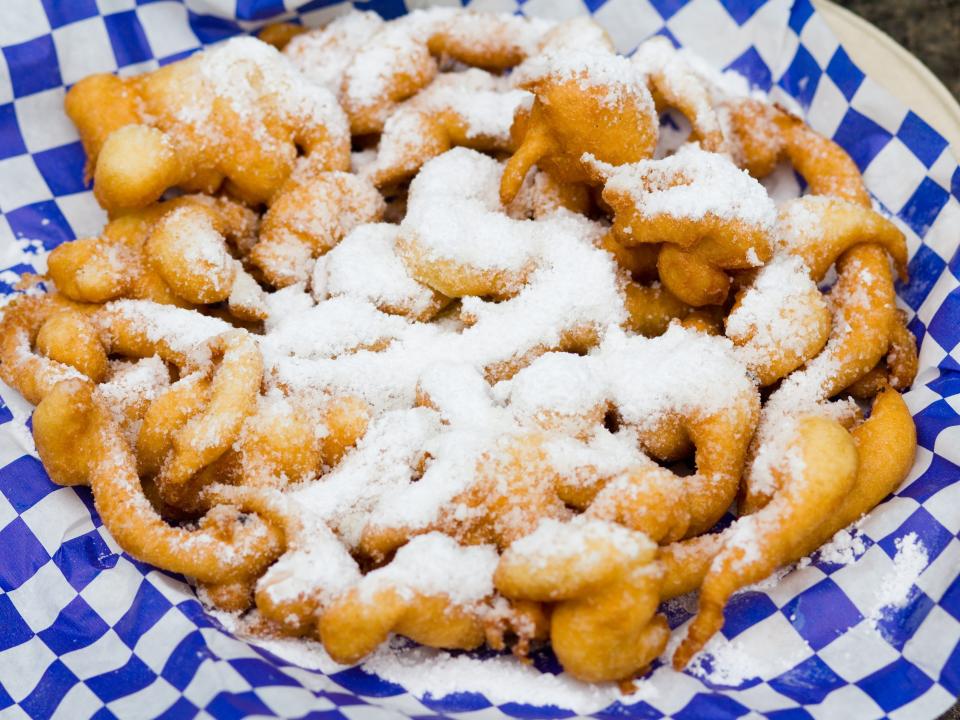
{"left": 506, "top": 516, "right": 654, "bottom": 568}
{"left": 157, "top": 206, "right": 234, "bottom": 295}
{"left": 400, "top": 148, "right": 541, "bottom": 272}
{"left": 427, "top": 9, "right": 551, "bottom": 60}
{"left": 234, "top": 631, "right": 657, "bottom": 715}
{"left": 289, "top": 407, "right": 442, "bottom": 547}
{"left": 98, "top": 356, "right": 170, "bottom": 440}
{"left": 364, "top": 69, "right": 532, "bottom": 186}
{"left": 284, "top": 11, "right": 384, "bottom": 92}
{"left": 417, "top": 363, "right": 498, "bottom": 427}
{"left": 101, "top": 300, "right": 231, "bottom": 357}
{"left": 361, "top": 421, "right": 515, "bottom": 533}
{"left": 496, "top": 351, "right": 605, "bottom": 419}
{"left": 181, "top": 36, "right": 348, "bottom": 152}
{"left": 868, "top": 532, "right": 928, "bottom": 624}
{"left": 419, "top": 70, "right": 531, "bottom": 141}
{"left": 817, "top": 526, "right": 867, "bottom": 566}
{"left": 364, "top": 643, "right": 653, "bottom": 715}
{"left": 342, "top": 22, "right": 434, "bottom": 115}
{"left": 261, "top": 296, "right": 410, "bottom": 362}
{"left": 747, "top": 414, "right": 802, "bottom": 499}
{"left": 597, "top": 143, "right": 776, "bottom": 229}
{"left": 515, "top": 49, "right": 650, "bottom": 111}
{"left": 258, "top": 517, "right": 361, "bottom": 606}
{"left": 595, "top": 324, "right": 754, "bottom": 432}
{"left": 631, "top": 37, "right": 720, "bottom": 145}
{"left": 726, "top": 254, "right": 824, "bottom": 376}
{"left": 533, "top": 16, "right": 613, "bottom": 56}
{"left": 227, "top": 262, "right": 267, "bottom": 317}
{"left": 286, "top": 8, "right": 552, "bottom": 117}
{"left": 359, "top": 532, "right": 498, "bottom": 604}
{"left": 775, "top": 195, "right": 833, "bottom": 255}
{"left": 543, "top": 426, "right": 649, "bottom": 482}
{"left": 712, "top": 514, "right": 763, "bottom": 574}
{"left": 314, "top": 223, "right": 439, "bottom": 317}
{"left": 678, "top": 627, "right": 812, "bottom": 687}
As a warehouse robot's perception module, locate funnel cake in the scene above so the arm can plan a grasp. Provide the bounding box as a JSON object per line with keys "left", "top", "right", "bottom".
{"left": 67, "top": 37, "right": 350, "bottom": 212}
{"left": 0, "top": 8, "right": 922, "bottom": 687}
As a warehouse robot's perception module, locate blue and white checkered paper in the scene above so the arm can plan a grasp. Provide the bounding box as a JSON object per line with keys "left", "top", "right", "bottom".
{"left": 0, "top": 0, "right": 958, "bottom": 718}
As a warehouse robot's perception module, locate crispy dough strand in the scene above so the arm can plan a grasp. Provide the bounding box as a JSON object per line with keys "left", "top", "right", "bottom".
{"left": 0, "top": 295, "right": 91, "bottom": 405}
{"left": 673, "top": 416, "right": 858, "bottom": 668}
{"left": 33, "top": 380, "right": 284, "bottom": 583}
{"left": 156, "top": 331, "right": 263, "bottom": 508}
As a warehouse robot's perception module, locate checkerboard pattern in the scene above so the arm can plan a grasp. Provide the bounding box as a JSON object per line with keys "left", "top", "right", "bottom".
{"left": 0, "top": 0, "right": 958, "bottom": 718}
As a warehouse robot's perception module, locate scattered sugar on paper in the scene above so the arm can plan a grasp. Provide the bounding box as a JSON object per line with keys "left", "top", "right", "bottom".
{"left": 207, "top": 607, "right": 349, "bottom": 674}
{"left": 364, "top": 643, "right": 657, "bottom": 715}
{"left": 817, "top": 526, "right": 867, "bottom": 566}
{"left": 674, "top": 627, "right": 811, "bottom": 687}
{"left": 225, "top": 627, "right": 656, "bottom": 716}
{"left": 15, "top": 236, "right": 45, "bottom": 254}
{"left": 252, "top": 634, "right": 349, "bottom": 676}
{"left": 0, "top": 235, "right": 49, "bottom": 279}
{"left": 868, "top": 532, "right": 928, "bottom": 624}
{"left": 0, "top": 376, "right": 44, "bottom": 457}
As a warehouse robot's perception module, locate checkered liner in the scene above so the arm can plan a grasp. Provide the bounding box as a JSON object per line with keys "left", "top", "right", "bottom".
{"left": 0, "top": 0, "right": 958, "bottom": 717}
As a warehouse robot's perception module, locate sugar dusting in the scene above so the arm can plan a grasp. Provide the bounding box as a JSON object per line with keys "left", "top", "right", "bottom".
{"left": 596, "top": 143, "right": 776, "bottom": 228}
{"left": 868, "top": 532, "right": 928, "bottom": 625}
{"left": 817, "top": 526, "right": 867, "bottom": 566}
{"left": 314, "top": 223, "right": 440, "bottom": 317}
{"left": 678, "top": 629, "right": 812, "bottom": 687}
{"left": 359, "top": 533, "right": 498, "bottom": 604}
{"left": 515, "top": 48, "right": 654, "bottom": 113}
{"left": 726, "top": 254, "right": 824, "bottom": 375}
{"left": 364, "top": 643, "right": 657, "bottom": 715}
{"left": 175, "top": 36, "right": 349, "bottom": 154}
{"left": 209, "top": 622, "right": 657, "bottom": 716}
